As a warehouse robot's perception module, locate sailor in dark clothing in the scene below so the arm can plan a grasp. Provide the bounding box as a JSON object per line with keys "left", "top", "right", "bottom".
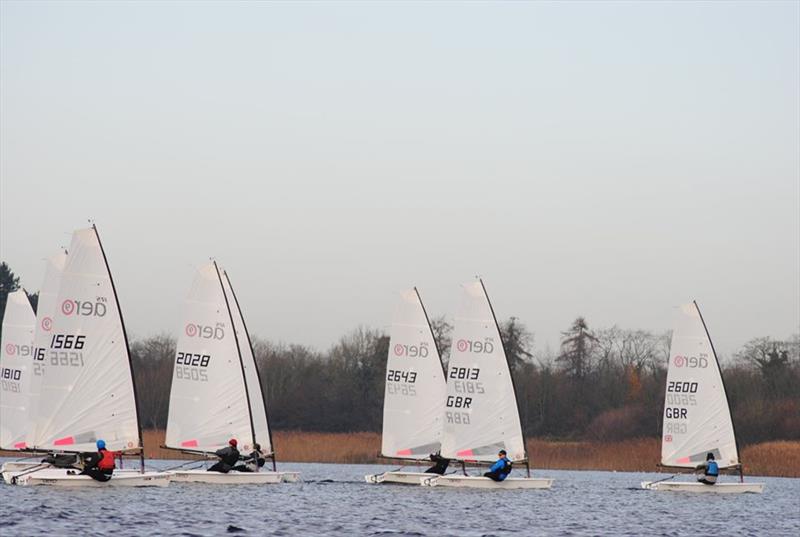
{"left": 233, "top": 443, "right": 267, "bottom": 473}
{"left": 483, "top": 450, "right": 512, "bottom": 482}
{"left": 208, "top": 438, "right": 240, "bottom": 473}
{"left": 424, "top": 453, "right": 450, "bottom": 475}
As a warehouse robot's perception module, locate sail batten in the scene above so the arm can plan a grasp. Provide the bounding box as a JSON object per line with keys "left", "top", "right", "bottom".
{"left": 660, "top": 302, "right": 739, "bottom": 469}
{"left": 440, "top": 280, "right": 525, "bottom": 463}
{"left": 380, "top": 288, "right": 447, "bottom": 460}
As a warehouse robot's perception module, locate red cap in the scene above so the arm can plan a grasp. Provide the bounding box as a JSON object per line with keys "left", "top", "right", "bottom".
{"left": 229, "top": 438, "right": 238, "bottom": 447}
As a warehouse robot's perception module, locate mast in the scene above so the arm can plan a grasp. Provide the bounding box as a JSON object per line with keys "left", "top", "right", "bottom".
{"left": 414, "top": 286, "right": 447, "bottom": 381}
{"left": 694, "top": 300, "right": 743, "bottom": 481}
{"left": 213, "top": 262, "right": 257, "bottom": 451}
{"left": 479, "top": 278, "right": 529, "bottom": 468}
{"left": 223, "top": 269, "right": 275, "bottom": 471}
{"left": 92, "top": 224, "right": 145, "bottom": 472}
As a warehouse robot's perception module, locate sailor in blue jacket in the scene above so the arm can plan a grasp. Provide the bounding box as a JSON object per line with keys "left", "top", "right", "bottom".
{"left": 484, "top": 450, "right": 512, "bottom": 481}
{"left": 696, "top": 452, "right": 719, "bottom": 485}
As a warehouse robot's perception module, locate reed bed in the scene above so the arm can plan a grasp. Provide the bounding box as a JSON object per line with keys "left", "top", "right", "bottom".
{"left": 5, "top": 431, "right": 797, "bottom": 477}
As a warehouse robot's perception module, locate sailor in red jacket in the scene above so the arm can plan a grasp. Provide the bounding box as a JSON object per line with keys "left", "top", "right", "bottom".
{"left": 80, "top": 439, "right": 118, "bottom": 482}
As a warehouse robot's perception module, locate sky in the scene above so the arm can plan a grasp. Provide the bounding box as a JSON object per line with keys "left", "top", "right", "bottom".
{"left": 1, "top": 1, "right": 798, "bottom": 358}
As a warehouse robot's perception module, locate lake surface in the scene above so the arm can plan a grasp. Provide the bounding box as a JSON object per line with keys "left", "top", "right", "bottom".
{"left": 1, "top": 459, "right": 798, "bottom": 536}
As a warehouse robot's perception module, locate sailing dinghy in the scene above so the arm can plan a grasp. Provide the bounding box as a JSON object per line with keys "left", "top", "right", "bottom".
{"left": 421, "top": 280, "right": 552, "bottom": 489}
{"left": 7, "top": 227, "right": 170, "bottom": 487}
{"left": 1, "top": 252, "right": 66, "bottom": 478}
{"left": 165, "top": 262, "right": 294, "bottom": 484}
{"left": 641, "top": 302, "right": 764, "bottom": 493}
{"left": 365, "top": 288, "right": 447, "bottom": 485}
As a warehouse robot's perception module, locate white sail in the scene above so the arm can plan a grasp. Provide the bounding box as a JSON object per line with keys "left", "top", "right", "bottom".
{"left": 0, "top": 290, "right": 36, "bottom": 449}
{"left": 381, "top": 288, "right": 447, "bottom": 459}
{"left": 34, "top": 228, "right": 140, "bottom": 453}
{"left": 440, "top": 280, "right": 526, "bottom": 462}
{"left": 165, "top": 262, "right": 255, "bottom": 453}
{"left": 220, "top": 268, "right": 271, "bottom": 455}
{"left": 28, "top": 251, "right": 68, "bottom": 447}
{"left": 661, "top": 302, "right": 738, "bottom": 469}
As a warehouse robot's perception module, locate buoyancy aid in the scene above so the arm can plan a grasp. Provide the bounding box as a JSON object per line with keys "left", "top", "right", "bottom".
{"left": 97, "top": 449, "right": 116, "bottom": 471}
{"left": 706, "top": 460, "right": 719, "bottom": 476}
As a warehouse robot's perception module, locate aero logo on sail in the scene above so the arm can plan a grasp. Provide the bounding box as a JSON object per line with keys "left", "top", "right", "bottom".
{"left": 185, "top": 323, "right": 225, "bottom": 340}
{"left": 394, "top": 342, "right": 429, "bottom": 358}
{"left": 673, "top": 354, "right": 709, "bottom": 368}
{"left": 4, "top": 343, "right": 34, "bottom": 357}
{"left": 41, "top": 316, "right": 53, "bottom": 331}
{"left": 61, "top": 297, "right": 108, "bottom": 317}
{"left": 456, "top": 337, "right": 495, "bottom": 354}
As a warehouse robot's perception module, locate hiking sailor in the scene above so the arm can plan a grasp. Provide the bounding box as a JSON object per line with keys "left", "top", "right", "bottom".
{"left": 484, "top": 449, "right": 512, "bottom": 481}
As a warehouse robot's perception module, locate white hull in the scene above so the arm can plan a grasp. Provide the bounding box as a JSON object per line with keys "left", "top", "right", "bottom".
{"left": 7, "top": 468, "right": 170, "bottom": 487}
{"left": 365, "top": 471, "right": 433, "bottom": 485}
{"left": 2, "top": 461, "right": 45, "bottom": 479}
{"left": 641, "top": 480, "right": 764, "bottom": 493}
{"left": 169, "top": 469, "right": 283, "bottom": 484}
{"left": 422, "top": 475, "right": 553, "bottom": 489}
{"left": 279, "top": 471, "right": 301, "bottom": 483}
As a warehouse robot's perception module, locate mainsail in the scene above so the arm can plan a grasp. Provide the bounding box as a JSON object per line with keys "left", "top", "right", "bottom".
{"left": 381, "top": 288, "right": 447, "bottom": 459}
{"left": 28, "top": 251, "right": 68, "bottom": 447}
{"left": 440, "top": 280, "right": 526, "bottom": 462}
{"left": 0, "top": 290, "right": 36, "bottom": 449}
{"left": 661, "top": 301, "right": 738, "bottom": 469}
{"left": 34, "top": 227, "right": 141, "bottom": 453}
{"left": 165, "top": 262, "right": 259, "bottom": 453}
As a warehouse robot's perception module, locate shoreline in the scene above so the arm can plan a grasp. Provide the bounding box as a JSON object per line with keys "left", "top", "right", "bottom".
{"left": 6, "top": 431, "right": 796, "bottom": 478}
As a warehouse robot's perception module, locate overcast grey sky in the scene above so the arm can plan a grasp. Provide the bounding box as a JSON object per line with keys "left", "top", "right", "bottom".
{"left": 1, "top": 1, "right": 798, "bottom": 357}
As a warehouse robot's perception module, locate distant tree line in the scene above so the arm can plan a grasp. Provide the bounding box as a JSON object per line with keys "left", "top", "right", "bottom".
{"left": 129, "top": 318, "right": 799, "bottom": 445}
{"left": 2, "top": 262, "right": 798, "bottom": 444}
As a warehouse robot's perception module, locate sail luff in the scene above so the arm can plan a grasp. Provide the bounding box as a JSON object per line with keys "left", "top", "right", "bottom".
{"left": 213, "top": 261, "right": 256, "bottom": 448}
{"left": 93, "top": 225, "right": 145, "bottom": 470}
{"left": 222, "top": 269, "right": 273, "bottom": 459}
{"left": 478, "top": 279, "right": 528, "bottom": 461}
{"left": 693, "top": 301, "right": 741, "bottom": 467}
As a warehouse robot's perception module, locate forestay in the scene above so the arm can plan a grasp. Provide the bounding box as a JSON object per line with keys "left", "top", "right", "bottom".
{"left": 381, "top": 288, "right": 447, "bottom": 459}
{"left": 34, "top": 228, "right": 140, "bottom": 453}
{"left": 440, "top": 280, "right": 525, "bottom": 462}
{"left": 220, "top": 267, "right": 271, "bottom": 455}
{"left": 28, "top": 251, "right": 68, "bottom": 447}
{"left": 661, "top": 302, "right": 738, "bottom": 469}
{"left": 165, "top": 262, "right": 255, "bottom": 453}
{"left": 0, "top": 290, "right": 36, "bottom": 450}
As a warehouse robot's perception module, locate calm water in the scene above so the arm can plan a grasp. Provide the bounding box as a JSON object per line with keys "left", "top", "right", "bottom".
{"left": 1, "top": 459, "right": 798, "bottom": 536}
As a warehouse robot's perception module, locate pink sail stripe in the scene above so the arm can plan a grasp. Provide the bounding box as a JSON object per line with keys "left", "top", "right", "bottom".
{"left": 13, "top": 442, "right": 27, "bottom": 449}
{"left": 54, "top": 436, "right": 75, "bottom": 446}
{"left": 181, "top": 440, "right": 199, "bottom": 447}
{"left": 676, "top": 456, "right": 691, "bottom": 464}
{"left": 456, "top": 449, "right": 474, "bottom": 457}
{"left": 396, "top": 449, "right": 412, "bottom": 456}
